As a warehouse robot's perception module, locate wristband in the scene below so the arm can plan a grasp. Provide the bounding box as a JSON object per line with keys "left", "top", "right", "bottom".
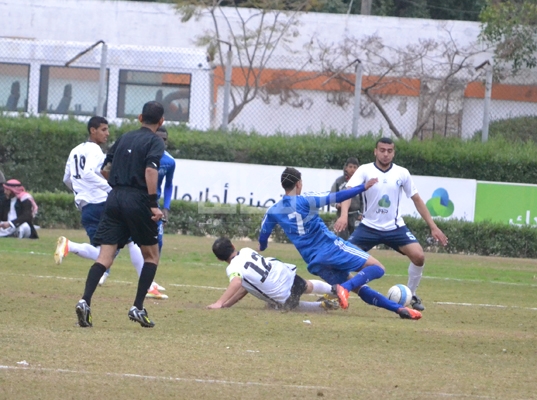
{"left": 148, "top": 194, "right": 158, "bottom": 208}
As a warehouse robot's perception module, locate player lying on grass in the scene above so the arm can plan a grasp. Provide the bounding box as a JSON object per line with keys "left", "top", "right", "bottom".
{"left": 208, "top": 237, "right": 340, "bottom": 312}
{"left": 258, "top": 167, "right": 421, "bottom": 320}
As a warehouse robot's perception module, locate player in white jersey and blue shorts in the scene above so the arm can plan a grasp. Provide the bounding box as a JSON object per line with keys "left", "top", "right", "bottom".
{"left": 208, "top": 237, "right": 340, "bottom": 312}
{"left": 258, "top": 167, "right": 421, "bottom": 320}
{"left": 335, "top": 137, "right": 449, "bottom": 311}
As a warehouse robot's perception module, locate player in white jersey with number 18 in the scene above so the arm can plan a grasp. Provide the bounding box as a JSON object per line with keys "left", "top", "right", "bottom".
{"left": 335, "top": 137, "right": 448, "bottom": 311}
{"left": 208, "top": 237, "right": 340, "bottom": 311}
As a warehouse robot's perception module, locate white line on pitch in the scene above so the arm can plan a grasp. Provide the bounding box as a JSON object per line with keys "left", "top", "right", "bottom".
{"left": 1, "top": 365, "right": 519, "bottom": 399}
{"left": 0, "top": 365, "right": 330, "bottom": 391}
{"left": 435, "top": 302, "right": 537, "bottom": 311}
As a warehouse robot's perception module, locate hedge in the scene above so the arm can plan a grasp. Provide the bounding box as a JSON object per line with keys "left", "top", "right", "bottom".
{"left": 2, "top": 115, "right": 537, "bottom": 193}
{"left": 33, "top": 193, "right": 537, "bottom": 259}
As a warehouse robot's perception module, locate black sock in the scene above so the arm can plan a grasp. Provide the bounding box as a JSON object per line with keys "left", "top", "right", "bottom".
{"left": 134, "top": 262, "right": 157, "bottom": 310}
{"left": 82, "top": 263, "right": 107, "bottom": 306}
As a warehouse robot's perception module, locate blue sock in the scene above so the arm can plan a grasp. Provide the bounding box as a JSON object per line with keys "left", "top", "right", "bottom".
{"left": 357, "top": 285, "right": 401, "bottom": 312}
{"left": 341, "top": 265, "right": 384, "bottom": 292}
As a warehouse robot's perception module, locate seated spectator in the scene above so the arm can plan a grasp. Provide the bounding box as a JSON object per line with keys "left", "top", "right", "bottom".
{"left": 0, "top": 179, "right": 39, "bottom": 239}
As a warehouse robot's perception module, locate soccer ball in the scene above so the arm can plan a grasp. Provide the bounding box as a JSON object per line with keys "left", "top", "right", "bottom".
{"left": 387, "top": 284, "right": 412, "bottom": 307}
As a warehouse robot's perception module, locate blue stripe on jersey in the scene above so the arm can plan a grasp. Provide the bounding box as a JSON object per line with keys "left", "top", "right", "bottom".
{"left": 337, "top": 240, "right": 369, "bottom": 259}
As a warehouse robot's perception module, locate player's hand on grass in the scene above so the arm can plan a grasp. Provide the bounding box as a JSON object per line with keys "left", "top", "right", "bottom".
{"left": 151, "top": 207, "right": 164, "bottom": 222}
{"left": 431, "top": 226, "right": 448, "bottom": 246}
{"left": 333, "top": 216, "right": 348, "bottom": 233}
{"left": 365, "top": 177, "right": 379, "bottom": 189}
{"left": 207, "top": 302, "right": 223, "bottom": 309}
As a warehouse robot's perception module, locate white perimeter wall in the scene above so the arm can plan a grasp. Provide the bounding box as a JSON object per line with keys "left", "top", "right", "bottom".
{"left": 1, "top": 0, "right": 505, "bottom": 137}
{"left": 2, "top": 0, "right": 482, "bottom": 52}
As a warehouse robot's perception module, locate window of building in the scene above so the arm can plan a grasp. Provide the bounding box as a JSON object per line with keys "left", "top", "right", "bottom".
{"left": 117, "top": 70, "right": 191, "bottom": 122}
{"left": 38, "top": 66, "right": 108, "bottom": 115}
{"left": 0, "top": 63, "right": 30, "bottom": 112}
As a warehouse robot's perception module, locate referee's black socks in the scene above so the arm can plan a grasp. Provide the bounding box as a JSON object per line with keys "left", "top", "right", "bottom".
{"left": 82, "top": 263, "right": 107, "bottom": 306}
{"left": 134, "top": 262, "right": 157, "bottom": 310}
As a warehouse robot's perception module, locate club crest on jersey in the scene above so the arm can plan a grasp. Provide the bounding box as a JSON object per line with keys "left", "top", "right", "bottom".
{"left": 376, "top": 195, "right": 390, "bottom": 213}
{"left": 396, "top": 179, "right": 403, "bottom": 187}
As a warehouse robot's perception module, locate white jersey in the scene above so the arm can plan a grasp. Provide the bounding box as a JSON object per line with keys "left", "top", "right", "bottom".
{"left": 63, "top": 141, "right": 111, "bottom": 209}
{"left": 226, "top": 247, "right": 296, "bottom": 305}
{"left": 347, "top": 162, "right": 418, "bottom": 231}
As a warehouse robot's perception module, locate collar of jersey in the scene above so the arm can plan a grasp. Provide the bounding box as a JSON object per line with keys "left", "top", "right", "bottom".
{"left": 374, "top": 162, "right": 394, "bottom": 173}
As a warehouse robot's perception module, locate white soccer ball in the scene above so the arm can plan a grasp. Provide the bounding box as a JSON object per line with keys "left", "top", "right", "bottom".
{"left": 387, "top": 284, "right": 412, "bottom": 307}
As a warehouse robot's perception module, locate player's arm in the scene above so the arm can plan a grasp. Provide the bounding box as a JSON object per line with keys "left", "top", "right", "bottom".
{"left": 411, "top": 193, "right": 448, "bottom": 246}
{"left": 258, "top": 212, "right": 276, "bottom": 251}
{"left": 162, "top": 161, "right": 175, "bottom": 221}
{"left": 207, "top": 276, "right": 246, "bottom": 309}
{"left": 82, "top": 151, "right": 112, "bottom": 192}
{"left": 311, "top": 182, "right": 375, "bottom": 209}
{"left": 63, "top": 158, "right": 73, "bottom": 192}
{"left": 334, "top": 175, "right": 375, "bottom": 232}
{"left": 146, "top": 137, "right": 166, "bottom": 221}
{"left": 100, "top": 138, "right": 120, "bottom": 179}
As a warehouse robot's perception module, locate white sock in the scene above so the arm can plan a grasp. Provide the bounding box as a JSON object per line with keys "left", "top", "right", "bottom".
{"left": 407, "top": 262, "right": 423, "bottom": 295}
{"left": 68, "top": 241, "right": 99, "bottom": 260}
{"left": 295, "top": 301, "right": 323, "bottom": 312}
{"left": 128, "top": 241, "right": 144, "bottom": 277}
{"left": 310, "top": 280, "right": 332, "bottom": 295}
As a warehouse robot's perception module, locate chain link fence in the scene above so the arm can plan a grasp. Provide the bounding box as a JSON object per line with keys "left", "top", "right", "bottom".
{"left": 0, "top": 38, "right": 213, "bottom": 129}
{"left": 0, "top": 37, "right": 536, "bottom": 139}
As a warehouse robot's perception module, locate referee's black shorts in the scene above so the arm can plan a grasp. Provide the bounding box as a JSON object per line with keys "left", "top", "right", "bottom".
{"left": 93, "top": 187, "right": 158, "bottom": 248}
{"left": 283, "top": 274, "right": 308, "bottom": 310}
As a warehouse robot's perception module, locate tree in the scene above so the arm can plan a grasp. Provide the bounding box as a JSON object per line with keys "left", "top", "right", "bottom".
{"left": 480, "top": 0, "right": 537, "bottom": 73}
{"left": 175, "top": 0, "right": 323, "bottom": 126}
{"left": 307, "top": 27, "right": 490, "bottom": 139}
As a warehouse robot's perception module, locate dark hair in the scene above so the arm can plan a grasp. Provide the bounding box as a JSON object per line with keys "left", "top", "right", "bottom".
{"left": 281, "top": 167, "right": 301, "bottom": 190}
{"left": 345, "top": 157, "right": 359, "bottom": 166}
{"left": 376, "top": 137, "right": 394, "bottom": 147}
{"left": 87, "top": 116, "right": 108, "bottom": 134}
{"left": 141, "top": 101, "right": 165, "bottom": 124}
{"left": 156, "top": 126, "right": 168, "bottom": 134}
{"left": 212, "top": 237, "right": 235, "bottom": 261}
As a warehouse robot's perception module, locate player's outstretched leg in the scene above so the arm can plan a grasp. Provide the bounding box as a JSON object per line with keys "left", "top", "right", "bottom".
{"left": 128, "top": 307, "right": 155, "bottom": 328}
{"left": 397, "top": 307, "right": 422, "bottom": 320}
{"left": 75, "top": 299, "right": 92, "bottom": 327}
{"left": 334, "top": 284, "right": 349, "bottom": 309}
{"left": 146, "top": 282, "right": 168, "bottom": 299}
{"left": 356, "top": 285, "right": 422, "bottom": 320}
{"left": 320, "top": 298, "right": 340, "bottom": 311}
{"left": 99, "top": 270, "right": 110, "bottom": 286}
{"left": 54, "top": 236, "right": 69, "bottom": 264}
{"left": 410, "top": 294, "right": 425, "bottom": 311}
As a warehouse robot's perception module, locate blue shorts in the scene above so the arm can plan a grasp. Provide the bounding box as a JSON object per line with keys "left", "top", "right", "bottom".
{"left": 81, "top": 202, "right": 106, "bottom": 245}
{"left": 307, "top": 239, "right": 370, "bottom": 285}
{"left": 348, "top": 223, "right": 418, "bottom": 254}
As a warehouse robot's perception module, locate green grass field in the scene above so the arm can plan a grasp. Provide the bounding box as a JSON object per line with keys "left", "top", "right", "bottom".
{"left": 1, "top": 230, "right": 536, "bottom": 399}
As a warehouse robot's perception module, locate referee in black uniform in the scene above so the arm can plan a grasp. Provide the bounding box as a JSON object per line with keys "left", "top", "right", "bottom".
{"left": 75, "top": 101, "right": 166, "bottom": 328}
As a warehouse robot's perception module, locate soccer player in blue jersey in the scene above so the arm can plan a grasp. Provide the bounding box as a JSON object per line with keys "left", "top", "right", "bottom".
{"left": 258, "top": 167, "right": 421, "bottom": 320}
{"left": 155, "top": 126, "right": 176, "bottom": 253}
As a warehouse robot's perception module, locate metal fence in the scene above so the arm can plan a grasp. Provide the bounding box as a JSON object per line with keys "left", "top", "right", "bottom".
{"left": 0, "top": 38, "right": 213, "bottom": 130}
{"left": 1, "top": 37, "right": 536, "bottom": 140}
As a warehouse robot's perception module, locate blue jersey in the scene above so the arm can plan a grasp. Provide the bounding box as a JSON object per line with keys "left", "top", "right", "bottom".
{"left": 157, "top": 151, "right": 176, "bottom": 210}
{"left": 259, "top": 184, "right": 366, "bottom": 264}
